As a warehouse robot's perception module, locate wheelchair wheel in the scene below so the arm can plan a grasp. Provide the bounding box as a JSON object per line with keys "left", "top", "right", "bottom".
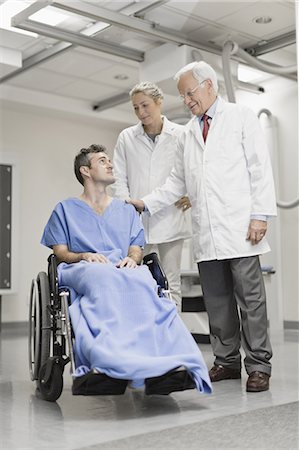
{"left": 37, "top": 361, "right": 63, "bottom": 402}
{"left": 28, "top": 272, "right": 51, "bottom": 381}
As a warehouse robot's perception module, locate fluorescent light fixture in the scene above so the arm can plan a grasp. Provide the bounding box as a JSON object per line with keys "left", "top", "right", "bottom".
{"left": 29, "top": 5, "right": 70, "bottom": 26}
{"left": 0, "top": 0, "right": 37, "bottom": 37}
{"left": 81, "top": 21, "right": 110, "bottom": 37}
{"left": 238, "top": 64, "right": 265, "bottom": 82}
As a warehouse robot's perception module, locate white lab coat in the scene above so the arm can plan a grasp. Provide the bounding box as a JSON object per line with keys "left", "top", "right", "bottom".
{"left": 143, "top": 98, "right": 277, "bottom": 262}
{"left": 112, "top": 117, "right": 191, "bottom": 244}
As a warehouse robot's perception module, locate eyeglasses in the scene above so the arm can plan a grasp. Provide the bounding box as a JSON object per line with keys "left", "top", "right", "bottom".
{"left": 179, "top": 80, "right": 207, "bottom": 100}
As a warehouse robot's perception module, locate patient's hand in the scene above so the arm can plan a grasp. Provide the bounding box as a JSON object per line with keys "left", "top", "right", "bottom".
{"left": 81, "top": 252, "right": 109, "bottom": 263}
{"left": 115, "top": 257, "right": 137, "bottom": 269}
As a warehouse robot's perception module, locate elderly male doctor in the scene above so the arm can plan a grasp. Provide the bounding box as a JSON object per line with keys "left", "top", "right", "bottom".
{"left": 129, "top": 61, "right": 277, "bottom": 393}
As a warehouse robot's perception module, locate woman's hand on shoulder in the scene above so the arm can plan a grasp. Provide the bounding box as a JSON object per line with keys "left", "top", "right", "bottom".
{"left": 126, "top": 199, "right": 145, "bottom": 213}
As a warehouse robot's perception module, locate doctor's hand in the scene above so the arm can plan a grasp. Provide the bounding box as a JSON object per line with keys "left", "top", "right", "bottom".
{"left": 126, "top": 199, "right": 145, "bottom": 213}
{"left": 175, "top": 196, "right": 191, "bottom": 212}
{"left": 81, "top": 252, "right": 109, "bottom": 263}
{"left": 246, "top": 219, "right": 267, "bottom": 245}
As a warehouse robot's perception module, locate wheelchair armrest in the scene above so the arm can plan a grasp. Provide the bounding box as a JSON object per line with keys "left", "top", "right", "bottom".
{"left": 47, "top": 254, "right": 59, "bottom": 300}
{"left": 143, "top": 252, "right": 169, "bottom": 291}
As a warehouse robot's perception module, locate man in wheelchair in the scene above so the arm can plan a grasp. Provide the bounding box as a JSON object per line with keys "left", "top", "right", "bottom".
{"left": 41, "top": 144, "right": 212, "bottom": 396}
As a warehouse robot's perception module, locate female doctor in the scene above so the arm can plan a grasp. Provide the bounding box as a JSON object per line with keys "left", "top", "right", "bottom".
{"left": 112, "top": 81, "right": 191, "bottom": 311}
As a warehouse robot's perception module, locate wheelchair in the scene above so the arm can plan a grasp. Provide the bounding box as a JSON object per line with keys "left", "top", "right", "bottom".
{"left": 28, "top": 253, "right": 169, "bottom": 402}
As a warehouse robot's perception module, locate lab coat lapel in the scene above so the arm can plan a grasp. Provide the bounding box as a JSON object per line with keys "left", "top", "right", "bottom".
{"left": 189, "top": 116, "right": 205, "bottom": 149}
{"left": 134, "top": 122, "right": 153, "bottom": 152}
{"left": 156, "top": 117, "right": 173, "bottom": 148}
{"left": 190, "top": 97, "right": 225, "bottom": 149}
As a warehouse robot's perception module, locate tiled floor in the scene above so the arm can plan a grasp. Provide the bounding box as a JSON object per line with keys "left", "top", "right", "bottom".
{"left": 0, "top": 327, "right": 298, "bottom": 450}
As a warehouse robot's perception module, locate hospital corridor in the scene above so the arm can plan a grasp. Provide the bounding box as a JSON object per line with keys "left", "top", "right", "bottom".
{"left": 0, "top": 1, "right": 298, "bottom": 449}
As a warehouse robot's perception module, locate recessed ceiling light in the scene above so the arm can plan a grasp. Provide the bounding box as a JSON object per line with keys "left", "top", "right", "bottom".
{"left": 81, "top": 21, "right": 110, "bottom": 36}
{"left": 114, "top": 74, "right": 129, "bottom": 80}
{"left": 253, "top": 16, "right": 272, "bottom": 24}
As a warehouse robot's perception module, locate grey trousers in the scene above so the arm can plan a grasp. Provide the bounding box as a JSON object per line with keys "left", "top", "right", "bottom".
{"left": 198, "top": 256, "right": 272, "bottom": 376}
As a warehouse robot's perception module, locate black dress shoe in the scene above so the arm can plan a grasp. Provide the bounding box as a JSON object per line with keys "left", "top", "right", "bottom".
{"left": 72, "top": 371, "right": 129, "bottom": 396}
{"left": 145, "top": 369, "right": 196, "bottom": 395}
{"left": 246, "top": 371, "right": 270, "bottom": 392}
{"left": 209, "top": 364, "right": 241, "bottom": 382}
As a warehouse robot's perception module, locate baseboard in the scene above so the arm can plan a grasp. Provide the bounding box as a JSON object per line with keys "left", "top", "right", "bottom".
{"left": 284, "top": 321, "right": 299, "bottom": 330}
{"left": 1, "top": 321, "right": 28, "bottom": 333}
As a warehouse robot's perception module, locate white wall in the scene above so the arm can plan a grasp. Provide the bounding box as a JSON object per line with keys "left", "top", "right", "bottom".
{"left": 0, "top": 103, "right": 123, "bottom": 323}
{"left": 236, "top": 75, "right": 298, "bottom": 323}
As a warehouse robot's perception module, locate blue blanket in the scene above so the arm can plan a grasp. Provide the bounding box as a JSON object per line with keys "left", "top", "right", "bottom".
{"left": 59, "top": 261, "right": 212, "bottom": 393}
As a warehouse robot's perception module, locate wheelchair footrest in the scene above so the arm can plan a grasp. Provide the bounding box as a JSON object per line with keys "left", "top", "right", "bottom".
{"left": 72, "top": 371, "right": 129, "bottom": 396}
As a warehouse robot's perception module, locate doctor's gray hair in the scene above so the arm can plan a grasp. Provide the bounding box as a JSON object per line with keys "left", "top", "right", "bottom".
{"left": 74, "top": 144, "right": 107, "bottom": 186}
{"left": 129, "top": 81, "right": 164, "bottom": 102}
{"left": 174, "top": 61, "right": 218, "bottom": 94}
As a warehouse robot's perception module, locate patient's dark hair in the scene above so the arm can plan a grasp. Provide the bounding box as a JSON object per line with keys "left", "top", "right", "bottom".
{"left": 74, "top": 144, "right": 107, "bottom": 185}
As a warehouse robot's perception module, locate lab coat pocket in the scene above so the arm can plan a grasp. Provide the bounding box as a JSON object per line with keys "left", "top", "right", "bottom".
{"left": 225, "top": 191, "right": 251, "bottom": 232}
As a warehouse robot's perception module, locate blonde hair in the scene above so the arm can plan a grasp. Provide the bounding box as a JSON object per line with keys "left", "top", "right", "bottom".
{"left": 129, "top": 81, "right": 164, "bottom": 102}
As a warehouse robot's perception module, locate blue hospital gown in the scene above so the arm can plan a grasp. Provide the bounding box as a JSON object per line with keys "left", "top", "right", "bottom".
{"left": 41, "top": 197, "right": 212, "bottom": 393}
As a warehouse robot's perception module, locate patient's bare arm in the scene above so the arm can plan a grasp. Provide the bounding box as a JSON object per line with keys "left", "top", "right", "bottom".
{"left": 53, "top": 244, "right": 109, "bottom": 264}
{"left": 128, "top": 245, "right": 143, "bottom": 264}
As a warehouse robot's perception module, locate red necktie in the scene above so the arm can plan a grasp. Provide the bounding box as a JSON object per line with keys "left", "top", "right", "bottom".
{"left": 202, "top": 114, "right": 210, "bottom": 142}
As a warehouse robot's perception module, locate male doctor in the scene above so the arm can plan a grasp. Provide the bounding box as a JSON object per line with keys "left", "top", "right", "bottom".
{"left": 129, "top": 61, "right": 277, "bottom": 393}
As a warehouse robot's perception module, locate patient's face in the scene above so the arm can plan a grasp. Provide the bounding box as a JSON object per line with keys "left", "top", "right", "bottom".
{"left": 88, "top": 152, "right": 115, "bottom": 185}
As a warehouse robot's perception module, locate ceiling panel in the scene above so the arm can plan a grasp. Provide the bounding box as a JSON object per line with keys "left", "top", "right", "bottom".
{"left": 75, "top": 46, "right": 141, "bottom": 67}
{"left": 89, "top": 63, "right": 139, "bottom": 89}
{"left": 81, "top": 0, "right": 135, "bottom": 11}
{"left": 162, "top": 1, "right": 259, "bottom": 22}
{"left": 0, "top": 0, "right": 296, "bottom": 124}
{"left": 188, "top": 24, "right": 253, "bottom": 48}
{"left": 218, "top": 2, "right": 295, "bottom": 39}
{"left": 39, "top": 49, "right": 114, "bottom": 77}
{"left": 54, "top": 78, "right": 122, "bottom": 101}
{"left": 7, "top": 67, "right": 75, "bottom": 91}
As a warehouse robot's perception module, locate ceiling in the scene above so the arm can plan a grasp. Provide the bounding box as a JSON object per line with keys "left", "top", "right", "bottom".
{"left": 0, "top": 0, "right": 297, "bottom": 125}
